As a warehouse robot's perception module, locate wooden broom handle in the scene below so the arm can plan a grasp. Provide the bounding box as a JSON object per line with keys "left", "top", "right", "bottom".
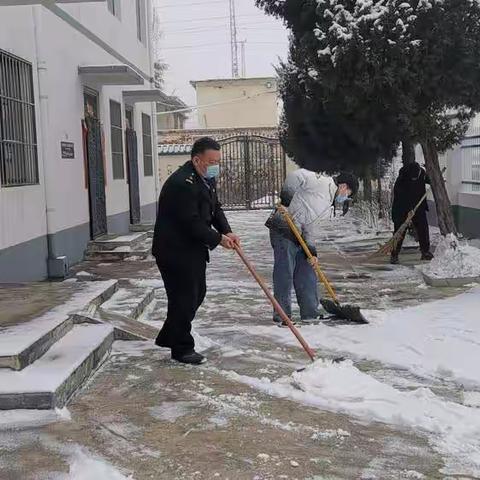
{"left": 234, "top": 246, "right": 316, "bottom": 362}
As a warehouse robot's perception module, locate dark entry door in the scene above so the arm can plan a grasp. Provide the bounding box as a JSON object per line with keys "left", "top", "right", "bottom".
{"left": 218, "top": 135, "right": 286, "bottom": 210}
{"left": 83, "top": 90, "right": 107, "bottom": 238}
{"left": 125, "top": 107, "right": 141, "bottom": 225}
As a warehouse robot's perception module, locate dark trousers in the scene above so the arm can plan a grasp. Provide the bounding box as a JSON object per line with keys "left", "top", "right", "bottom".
{"left": 155, "top": 254, "right": 207, "bottom": 354}
{"left": 392, "top": 209, "right": 430, "bottom": 256}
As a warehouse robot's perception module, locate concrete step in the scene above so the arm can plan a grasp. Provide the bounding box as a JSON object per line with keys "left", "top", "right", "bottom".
{"left": 0, "top": 280, "right": 117, "bottom": 371}
{"left": 87, "top": 232, "right": 148, "bottom": 252}
{"left": 130, "top": 223, "right": 154, "bottom": 235}
{"left": 0, "top": 323, "right": 114, "bottom": 410}
{"left": 84, "top": 246, "right": 151, "bottom": 262}
{"left": 99, "top": 285, "right": 155, "bottom": 320}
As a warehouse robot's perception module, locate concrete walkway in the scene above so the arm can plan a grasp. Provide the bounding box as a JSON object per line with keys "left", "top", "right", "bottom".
{"left": 0, "top": 210, "right": 471, "bottom": 479}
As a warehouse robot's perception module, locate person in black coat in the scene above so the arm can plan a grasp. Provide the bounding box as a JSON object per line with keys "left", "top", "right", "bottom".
{"left": 391, "top": 162, "right": 434, "bottom": 264}
{"left": 152, "top": 137, "right": 240, "bottom": 364}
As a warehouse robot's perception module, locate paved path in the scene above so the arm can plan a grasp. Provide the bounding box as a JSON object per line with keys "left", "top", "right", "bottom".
{"left": 0, "top": 210, "right": 470, "bottom": 480}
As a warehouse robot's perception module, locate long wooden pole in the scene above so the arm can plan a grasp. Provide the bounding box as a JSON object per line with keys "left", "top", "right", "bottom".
{"left": 234, "top": 246, "right": 316, "bottom": 362}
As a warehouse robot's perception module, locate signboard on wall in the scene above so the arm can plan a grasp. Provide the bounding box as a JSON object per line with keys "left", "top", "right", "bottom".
{"left": 61, "top": 142, "right": 75, "bottom": 159}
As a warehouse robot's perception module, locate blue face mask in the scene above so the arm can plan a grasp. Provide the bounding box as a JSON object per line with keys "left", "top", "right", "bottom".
{"left": 336, "top": 194, "right": 349, "bottom": 204}
{"left": 205, "top": 164, "right": 220, "bottom": 179}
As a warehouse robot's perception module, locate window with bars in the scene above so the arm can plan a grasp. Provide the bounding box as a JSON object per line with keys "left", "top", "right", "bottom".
{"left": 142, "top": 113, "right": 153, "bottom": 177}
{"left": 107, "top": 0, "right": 121, "bottom": 19}
{"left": 0, "top": 50, "right": 39, "bottom": 188}
{"left": 110, "top": 100, "right": 125, "bottom": 179}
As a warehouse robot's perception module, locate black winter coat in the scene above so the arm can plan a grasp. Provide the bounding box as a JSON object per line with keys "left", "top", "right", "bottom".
{"left": 391, "top": 162, "right": 430, "bottom": 224}
{"left": 152, "top": 161, "right": 231, "bottom": 262}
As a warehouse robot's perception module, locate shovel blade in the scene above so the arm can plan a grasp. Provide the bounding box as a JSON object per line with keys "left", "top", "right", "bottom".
{"left": 320, "top": 299, "right": 369, "bottom": 324}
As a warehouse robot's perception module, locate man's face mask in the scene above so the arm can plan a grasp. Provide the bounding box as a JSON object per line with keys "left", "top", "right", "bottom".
{"left": 336, "top": 194, "right": 349, "bottom": 204}
{"left": 205, "top": 164, "right": 220, "bottom": 179}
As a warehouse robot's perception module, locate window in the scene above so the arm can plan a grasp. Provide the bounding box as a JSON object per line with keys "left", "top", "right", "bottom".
{"left": 136, "top": 0, "right": 146, "bottom": 44}
{"left": 107, "top": 0, "right": 121, "bottom": 19}
{"left": 142, "top": 113, "right": 153, "bottom": 177}
{"left": 110, "top": 100, "right": 124, "bottom": 179}
{"left": 0, "top": 50, "right": 39, "bottom": 187}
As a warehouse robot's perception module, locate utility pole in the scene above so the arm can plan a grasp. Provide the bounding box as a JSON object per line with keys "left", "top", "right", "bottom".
{"left": 240, "top": 40, "right": 246, "bottom": 77}
{"left": 229, "top": 0, "right": 239, "bottom": 78}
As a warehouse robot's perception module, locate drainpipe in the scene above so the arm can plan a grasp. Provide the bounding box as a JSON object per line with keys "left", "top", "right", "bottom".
{"left": 147, "top": 0, "right": 160, "bottom": 210}
{"left": 33, "top": 6, "right": 66, "bottom": 278}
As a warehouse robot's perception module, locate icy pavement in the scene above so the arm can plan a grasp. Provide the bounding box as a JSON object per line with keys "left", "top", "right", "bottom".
{"left": 1, "top": 209, "right": 479, "bottom": 479}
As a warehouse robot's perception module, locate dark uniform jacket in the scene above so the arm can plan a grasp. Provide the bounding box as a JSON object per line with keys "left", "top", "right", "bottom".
{"left": 152, "top": 161, "right": 231, "bottom": 262}
{"left": 392, "top": 162, "right": 430, "bottom": 224}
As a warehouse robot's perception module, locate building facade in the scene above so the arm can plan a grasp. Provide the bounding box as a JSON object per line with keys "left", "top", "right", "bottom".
{"left": 0, "top": 1, "right": 160, "bottom": 282}
{"left": 417, "top": 117, "right": 480, "bottom": 239}
{"left": 190, "top": 77, "right": 278, "bottom": 129}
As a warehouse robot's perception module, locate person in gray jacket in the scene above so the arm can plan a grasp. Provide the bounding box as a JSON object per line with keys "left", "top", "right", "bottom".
{"left": 266, "top": 169, "right": 358, "bottom": 325}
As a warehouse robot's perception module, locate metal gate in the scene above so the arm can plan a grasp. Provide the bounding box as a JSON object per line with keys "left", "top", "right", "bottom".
{"left": 84, "top": 115, "right": 107, "bottom": 238}
{"left": 126, "top": 128, "right": 141, "bottom": 224}
{"left": 218, "top": 135, "right": 286, "bottom": 210}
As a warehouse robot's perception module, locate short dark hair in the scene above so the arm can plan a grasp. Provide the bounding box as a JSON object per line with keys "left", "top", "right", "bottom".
{"left": 191, "top": 137, "right": 221, "bottom": 158}
{"left": 335, "top": 172, "right": 359, "bottom": 196}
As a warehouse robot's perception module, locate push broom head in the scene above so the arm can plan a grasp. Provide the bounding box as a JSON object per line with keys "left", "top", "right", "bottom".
{"left": 321, "top": 299, "right": 369, "bottom": 324}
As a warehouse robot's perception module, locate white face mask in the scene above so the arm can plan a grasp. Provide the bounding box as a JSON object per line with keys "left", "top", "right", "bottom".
{"left": 336, "top": 194, "right": 349, "bottom": 204}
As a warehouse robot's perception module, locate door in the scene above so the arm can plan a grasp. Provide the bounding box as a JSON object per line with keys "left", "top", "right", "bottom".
{"left": 218, "top": 135, "right": 286, "bottom": 210}
{"left": 83, "top": 90, "right": 107, "bottom": 238}
{"left": 125, "top": 107, "right": 141, "bottom": 225}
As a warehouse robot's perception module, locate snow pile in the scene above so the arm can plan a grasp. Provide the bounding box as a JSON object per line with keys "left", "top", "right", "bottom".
{"left": 422, "top": 234, "right": 480, "bottom": 279}
{"left": 225, "top": 359, "right": 480, "bottom": 475}
{"left": 254, "top": 287, "right": 480, "bottom": 388}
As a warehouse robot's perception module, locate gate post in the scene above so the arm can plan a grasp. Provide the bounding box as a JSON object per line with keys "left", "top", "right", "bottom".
{"left": 245, "top": 136, "right": 252, "bottom": 209}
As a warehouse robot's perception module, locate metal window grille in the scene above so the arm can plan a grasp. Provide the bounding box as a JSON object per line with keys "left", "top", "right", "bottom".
{"left": 110, "top": 100, "right": 125, "bottom": 179}
{"left": 142, "top": 113, "right": 153, "bottom": 177}
{"left": 0, "top": 50, "right": 39, "bottom": 187}
{"left": 461, "top": 144, "right": 480, "bottom": 193}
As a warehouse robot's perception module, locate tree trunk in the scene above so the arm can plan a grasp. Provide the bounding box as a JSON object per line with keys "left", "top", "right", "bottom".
{"left": 421, "top": 140, "right": 457, "bottom": 236}
{"left": 363, "top": 172, "right": 373, "bottom": 203}
{"left": 377, "top": 177, "right": 384, "bottom": 219}
{"left": 402, "top": 140, "right": 416, "bottom": 165}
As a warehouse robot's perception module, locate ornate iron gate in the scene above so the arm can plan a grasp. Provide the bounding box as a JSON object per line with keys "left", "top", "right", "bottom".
{"left": 84, "top": 115, "right": 107, "bottom": 238}
{"left": 126, "top": 128, "right": 141, "bottom": 225}
{"left": 218, "top": 135, "right": 286, "bottom": 210}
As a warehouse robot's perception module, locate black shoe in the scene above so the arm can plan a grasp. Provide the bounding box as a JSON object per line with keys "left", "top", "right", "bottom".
{"left": 172, "top": 350, "right": 205, "bottom": 365}
{"left": 421, "top": 251, "right": 434, "bottom": 261}
{"left": 390, "top": 254, "right": 399, "bottom": 265}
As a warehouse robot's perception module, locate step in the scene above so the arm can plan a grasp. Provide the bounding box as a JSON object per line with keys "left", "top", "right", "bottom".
{"left": 0, "top": 323, "right": 114, "bottom": 410}
{"left": 84, "top": 246, "right": 151, "bottom": 262}
{"left": 99, "top": 286, "right": 155, "bottom": 320}
{"left": 130, "top": 223, "right": 154, "bottom": 233}
{"left": 0, "top": 280, "right": 117, "bottom": 371}
{"left": 87, "top": 232, "right": 148, "bottom": 252}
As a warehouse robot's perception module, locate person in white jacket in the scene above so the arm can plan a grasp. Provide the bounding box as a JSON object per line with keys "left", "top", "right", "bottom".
{"left": 266, "top": 169, "right": 359, "bottom": 325}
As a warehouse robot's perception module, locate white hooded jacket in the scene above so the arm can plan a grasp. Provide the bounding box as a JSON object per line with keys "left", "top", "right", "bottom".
{"left": 266, "top": 169, "right": 337, "bottom": 253}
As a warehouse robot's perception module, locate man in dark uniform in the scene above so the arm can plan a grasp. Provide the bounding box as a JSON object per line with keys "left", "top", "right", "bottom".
{"left": 391, "top": 161, "right": 434, "bottom": 264}
{"left": 152, "top": 137, "right": 240, "bottom": 364}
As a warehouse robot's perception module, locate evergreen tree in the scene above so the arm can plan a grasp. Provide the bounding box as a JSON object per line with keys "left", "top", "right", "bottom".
{"left": 258, "top": 0, "right": 480, "bottom": 234}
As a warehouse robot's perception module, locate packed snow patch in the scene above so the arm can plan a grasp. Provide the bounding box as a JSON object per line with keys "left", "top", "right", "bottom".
{"left": 224, "top": 359, "right": 480, "bottom": 475}
{"left": 422, "top": 234, "right": 480, "bottom": 279}
{"left": 67, "top": 447, "right": 133, "bottom": 480}
{"left": 0, "top": 408, "right": 70, "bottom": 430}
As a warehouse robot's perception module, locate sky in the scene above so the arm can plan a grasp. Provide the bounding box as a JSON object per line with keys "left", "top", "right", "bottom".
{"left": 154, "top": 0, "right": 289, "bottom": 126}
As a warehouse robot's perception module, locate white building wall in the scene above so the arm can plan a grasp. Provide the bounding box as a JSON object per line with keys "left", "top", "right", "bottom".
{"left": 0, "top": 6, "right": 47, "bottom": 257}
{"left": 0, "top": 1, "right": 158, "bottom": 280}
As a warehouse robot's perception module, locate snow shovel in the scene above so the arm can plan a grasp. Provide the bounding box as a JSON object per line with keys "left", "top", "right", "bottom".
{"left": 278, "top": 206, "right": 368, "bottom": 324}
{"left": 234, "top": 245, "right": 316, "bottom": 362}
